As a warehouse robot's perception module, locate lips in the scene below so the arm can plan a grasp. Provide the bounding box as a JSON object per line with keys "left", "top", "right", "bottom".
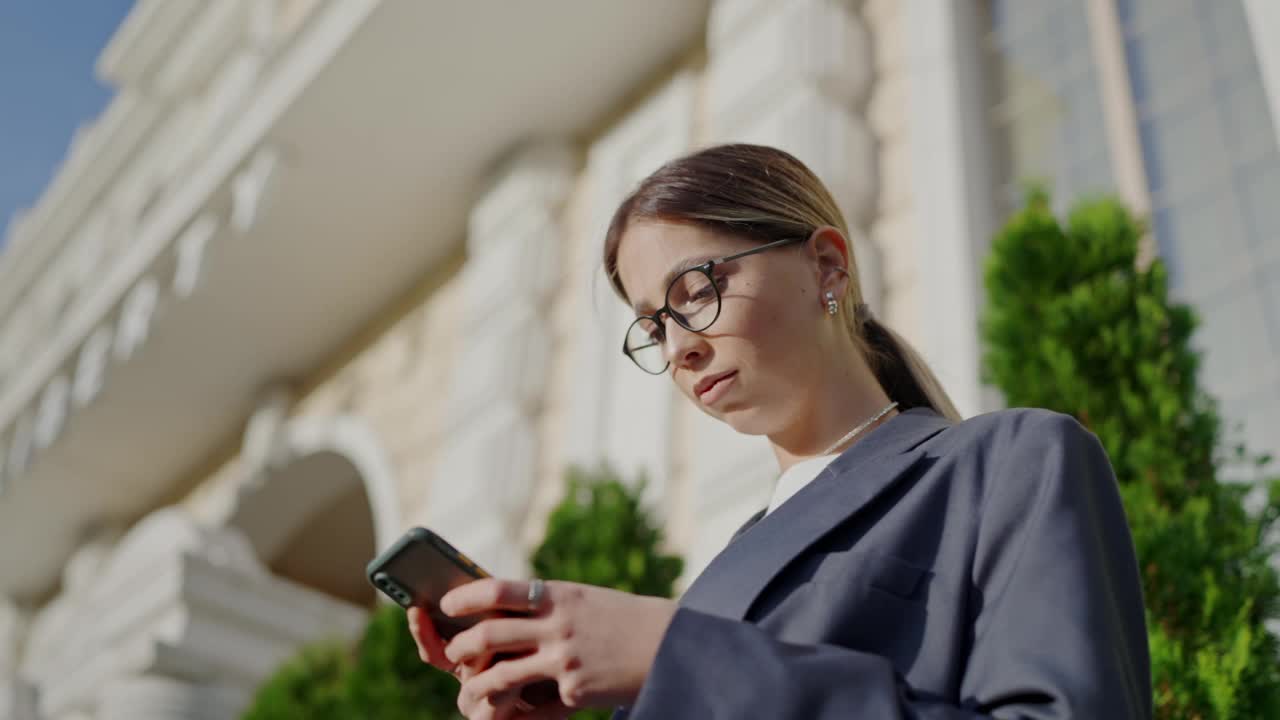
{"left": 695, "top": 370, "right": 737, "bottom": 399}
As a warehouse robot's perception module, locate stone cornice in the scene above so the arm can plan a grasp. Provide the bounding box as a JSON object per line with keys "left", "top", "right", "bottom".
{"left": 0, "top": 93, "right": 161, "bottom": 317}
{"left": 96, "top": 0, "right": 204, "bottom": 90}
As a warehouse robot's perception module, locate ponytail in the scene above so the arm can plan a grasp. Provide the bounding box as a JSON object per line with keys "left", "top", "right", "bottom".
{"left": 859, "top": 315, "right": 961, "bottom": 422}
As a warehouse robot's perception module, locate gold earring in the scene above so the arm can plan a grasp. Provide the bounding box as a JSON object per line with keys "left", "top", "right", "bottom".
{"left": 825, "top": 291, "right": 839, "bottom": 316}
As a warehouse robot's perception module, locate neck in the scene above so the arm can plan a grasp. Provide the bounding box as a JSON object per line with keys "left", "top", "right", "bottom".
{"left": 769, "top": 354, "right": 895, "bottom": 474}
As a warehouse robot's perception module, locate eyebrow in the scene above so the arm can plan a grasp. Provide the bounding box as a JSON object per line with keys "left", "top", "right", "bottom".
{"left": 633, "top": 253, "right": 718, "bottom": 314}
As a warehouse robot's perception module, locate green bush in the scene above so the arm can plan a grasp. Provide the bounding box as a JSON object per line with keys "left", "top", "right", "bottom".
{"left": 532, "top": 464, "right": 684, "bottom": 596}
{"left": 241, "top": 642, "right": 351, "bottom": 720}
{"left": 530, "top": 463, "right": 685, "bottom": 720}
{"left": 981, "top": 188, "right": 1280, "bottom": 718}
{"left": 342, "top": 603, "right": 462, "bottom": 720}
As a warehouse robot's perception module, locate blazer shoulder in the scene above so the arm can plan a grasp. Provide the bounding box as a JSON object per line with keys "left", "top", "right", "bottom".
{"left": 933, "top": 406, "right": 1094, "bottom": 456}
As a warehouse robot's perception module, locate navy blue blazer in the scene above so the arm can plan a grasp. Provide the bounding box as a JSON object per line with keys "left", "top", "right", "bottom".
{"left": 615, "top": 407, "right": 1151, "bottom": 718}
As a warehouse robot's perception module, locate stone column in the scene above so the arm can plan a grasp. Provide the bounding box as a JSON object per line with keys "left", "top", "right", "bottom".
{"left": 426, "top": 143, "right": 575, "bottom": 578}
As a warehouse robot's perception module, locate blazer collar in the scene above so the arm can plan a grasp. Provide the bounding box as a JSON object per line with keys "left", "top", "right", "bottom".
{"left": 678, "top": 407, "right": 952, "bottom": 620}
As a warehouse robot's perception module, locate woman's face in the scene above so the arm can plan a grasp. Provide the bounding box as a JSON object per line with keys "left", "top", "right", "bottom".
{"left": 615, "top": 221, "right": 840, "bottom": 437}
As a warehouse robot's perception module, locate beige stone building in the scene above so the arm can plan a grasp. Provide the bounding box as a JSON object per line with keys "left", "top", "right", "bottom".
{"left": 2, "top": 1, "right": 1278, "bottom": 718}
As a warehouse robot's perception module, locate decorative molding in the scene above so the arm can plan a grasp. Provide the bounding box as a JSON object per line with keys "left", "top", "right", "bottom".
{"left": 112, "top": 276, "right": 159, "bottom": 362}
{"left": 705, "top": 0, "right": 879, "bottom": 248}
{"left": 0, "top": 92, "right": 162, "bottom": 322}
{"left": 467, "top": 143, "right": 576, "bottom": 257}
{"left": 31, "top": 376, "right": 70, "bottom": 452}
{"left": 97, "top": 0, "right": 204, "bottom": 89}
{"left": 23, "top": 508, "right": 366, "bottom": 718}
{"left": 282, "top": 413, "right": 403, "bottom": 552}
{"left": 0, "top": 0, "right": 381, "bottom": 456}
{"left": 231, "top": 145, "right": 281, "bottom": 234}
{"left": 450, "top": 303, "right": 553, "bottom": 420}
{"left": 706, "top": 0, "right": 873, "bottom": 124}
{"left": 153, "top": 1, "right": 256, "bottom": 98}
{"left": 98, "top": 675, "right": 248, "bottom": 720}
{"left": 172, "top": 214, "right": 220, "bottom": 298}
{"left": 239, "top": 383, "right": 298, "bottom": 486}
{"left": 220, "top": 412, "right": 403, "bottom": 560}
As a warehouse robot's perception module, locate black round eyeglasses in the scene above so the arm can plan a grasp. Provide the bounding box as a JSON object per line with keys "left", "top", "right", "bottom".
{"left": 622, "top": 235, "right": 807, "bottom": 374}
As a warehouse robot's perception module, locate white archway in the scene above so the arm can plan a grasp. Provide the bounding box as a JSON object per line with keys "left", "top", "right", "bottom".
{"left": 223, "top": 413, "right": 402, "bottom": 605}
{"left": 282, "top": 413, "right": 402, "bottom": 554}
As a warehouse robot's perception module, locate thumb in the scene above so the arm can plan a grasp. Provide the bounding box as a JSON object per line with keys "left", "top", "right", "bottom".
{"left": 406, "top": 607, "right": 453, "bottom": 669}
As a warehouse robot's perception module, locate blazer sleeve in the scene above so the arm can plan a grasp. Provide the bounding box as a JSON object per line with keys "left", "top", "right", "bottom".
{"left": 614, "top": 413, "right": 1151, "bottom": 719}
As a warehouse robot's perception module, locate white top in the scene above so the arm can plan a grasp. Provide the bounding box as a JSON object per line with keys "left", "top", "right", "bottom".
{"left": 765, "top": 453, "right": 842, "bottom": 516}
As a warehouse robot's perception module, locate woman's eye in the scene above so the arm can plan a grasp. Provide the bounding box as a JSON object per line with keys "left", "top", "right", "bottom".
{"left": 694, "top": 276, "right": 726, "bottom": 301}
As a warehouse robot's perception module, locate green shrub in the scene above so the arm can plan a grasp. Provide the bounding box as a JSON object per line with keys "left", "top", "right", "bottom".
{"left": 981, "top": 188, "right": 1280, "bottom": 718}
{"left": 342, "top": 603, "right": 462, "bottom": 720}
{"left": 241, "top": 642, "right": 351, "bottom": 720}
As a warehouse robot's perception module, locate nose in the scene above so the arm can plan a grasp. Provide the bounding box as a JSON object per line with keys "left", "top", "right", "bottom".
{"left": 661, "top": 314, "right": 707, "bottom": 370}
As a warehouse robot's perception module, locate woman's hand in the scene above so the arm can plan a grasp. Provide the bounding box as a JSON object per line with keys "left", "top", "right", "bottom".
{"left": 440, "top": 579, "right": 678, "bottom": 718}
{"left": 407, "top": 607, "right": 532, "bottom": 718}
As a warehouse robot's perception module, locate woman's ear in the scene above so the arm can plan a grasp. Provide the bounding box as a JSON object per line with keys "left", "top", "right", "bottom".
{"left": 807, "top": 226, "right": 853, "bottom": 294}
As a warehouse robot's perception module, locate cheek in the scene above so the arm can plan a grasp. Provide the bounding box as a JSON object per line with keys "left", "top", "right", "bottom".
{"left": 721, "top": 283, "right": 813, "bottom": 365}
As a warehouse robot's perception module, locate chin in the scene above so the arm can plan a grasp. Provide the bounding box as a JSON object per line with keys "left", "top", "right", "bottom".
{"left": 713, "top": 404, "right": 776, "bottom": 437}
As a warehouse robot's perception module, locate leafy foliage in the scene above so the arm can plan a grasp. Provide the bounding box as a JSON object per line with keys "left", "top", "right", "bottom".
{"left": 981, "top": 188, "right": 1280, "bottom": 718}
{"left": 532, "top": 464, "right": 684, "bottom": 597}
{"left": 241, "top": 642, "right": 352, "bottom": 720}
{"left": 342, "top": 603, "right": 463, "bottom": 720}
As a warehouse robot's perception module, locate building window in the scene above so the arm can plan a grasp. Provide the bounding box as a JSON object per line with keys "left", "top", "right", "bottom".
{"left": 988, "top": 0, "right": 1116, "bottom": 217}
{"left": 1119, "top": 0, "right": 1280, "bottom": 472}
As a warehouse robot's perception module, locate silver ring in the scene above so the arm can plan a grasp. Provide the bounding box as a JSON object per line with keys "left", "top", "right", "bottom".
{"left": 527, "top": 578, "right": 545, "bottom": 612}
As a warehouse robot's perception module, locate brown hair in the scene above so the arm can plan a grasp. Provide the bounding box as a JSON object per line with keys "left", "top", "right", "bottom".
{"left": 603, "top": 143, "right": 960, "bottom": 421}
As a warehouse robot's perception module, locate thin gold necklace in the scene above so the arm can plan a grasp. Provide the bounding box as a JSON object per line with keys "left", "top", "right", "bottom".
{"left": 819, "top": 401, "right": 899, "bottom": 456}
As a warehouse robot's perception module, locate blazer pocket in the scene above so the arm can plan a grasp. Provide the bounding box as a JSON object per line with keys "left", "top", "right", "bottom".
{"left": 865, "top": 552, "right": 928, "bottom": 601}
{"left": 809, "top": 550, "right": 931, "bottom": 604}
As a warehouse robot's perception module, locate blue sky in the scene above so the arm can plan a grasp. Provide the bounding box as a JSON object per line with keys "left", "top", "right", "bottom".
{"left": 0, "top": 0, "right": 137, "bottom": 250}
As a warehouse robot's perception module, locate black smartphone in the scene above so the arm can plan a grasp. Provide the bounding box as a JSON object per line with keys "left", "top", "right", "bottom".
{"left": 366, "top": 527, "right": 561, "bottom": 707}
{"left": 365, "top": 526, "right": 506, "bottom": 640}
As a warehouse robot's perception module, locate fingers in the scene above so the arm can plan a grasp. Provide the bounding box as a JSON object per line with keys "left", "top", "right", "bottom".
{"left": 518, "top": 701, "right": 574, "bottom": 720}
{"left": 406, "top": 606, "right": 453, "bottom": 670}
{"left": 459, "top": 652, "right": 556, "bottom": 713}
{"left": 442, "top": 578, "right": 549, "bottom": 617}
{"left": 446, "top": 617, "right": 543, "bottom": 665}
{"left": 462, "top": 689, "right": 526, "bottom": 720}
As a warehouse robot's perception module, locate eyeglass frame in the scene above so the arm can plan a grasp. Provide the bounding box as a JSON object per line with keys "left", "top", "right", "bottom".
{"left": 621, "top": 234, "right": 809, "bottom": 374}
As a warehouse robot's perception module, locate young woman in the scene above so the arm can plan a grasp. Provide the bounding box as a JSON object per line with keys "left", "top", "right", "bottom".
{"left": 409, "top": 143, "right": 1152, "bottom": 719}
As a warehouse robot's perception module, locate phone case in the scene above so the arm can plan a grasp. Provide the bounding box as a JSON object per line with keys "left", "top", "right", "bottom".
{"left": 365, "top": 527, "right": 496, "bottom": 639}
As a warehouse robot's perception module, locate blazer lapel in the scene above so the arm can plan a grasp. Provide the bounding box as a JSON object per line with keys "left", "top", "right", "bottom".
{"left": 678, "top": 408, "right": 951, "bottom": 620}
{"left": 728, "top": 507, "right": 767, "bottom": 543}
